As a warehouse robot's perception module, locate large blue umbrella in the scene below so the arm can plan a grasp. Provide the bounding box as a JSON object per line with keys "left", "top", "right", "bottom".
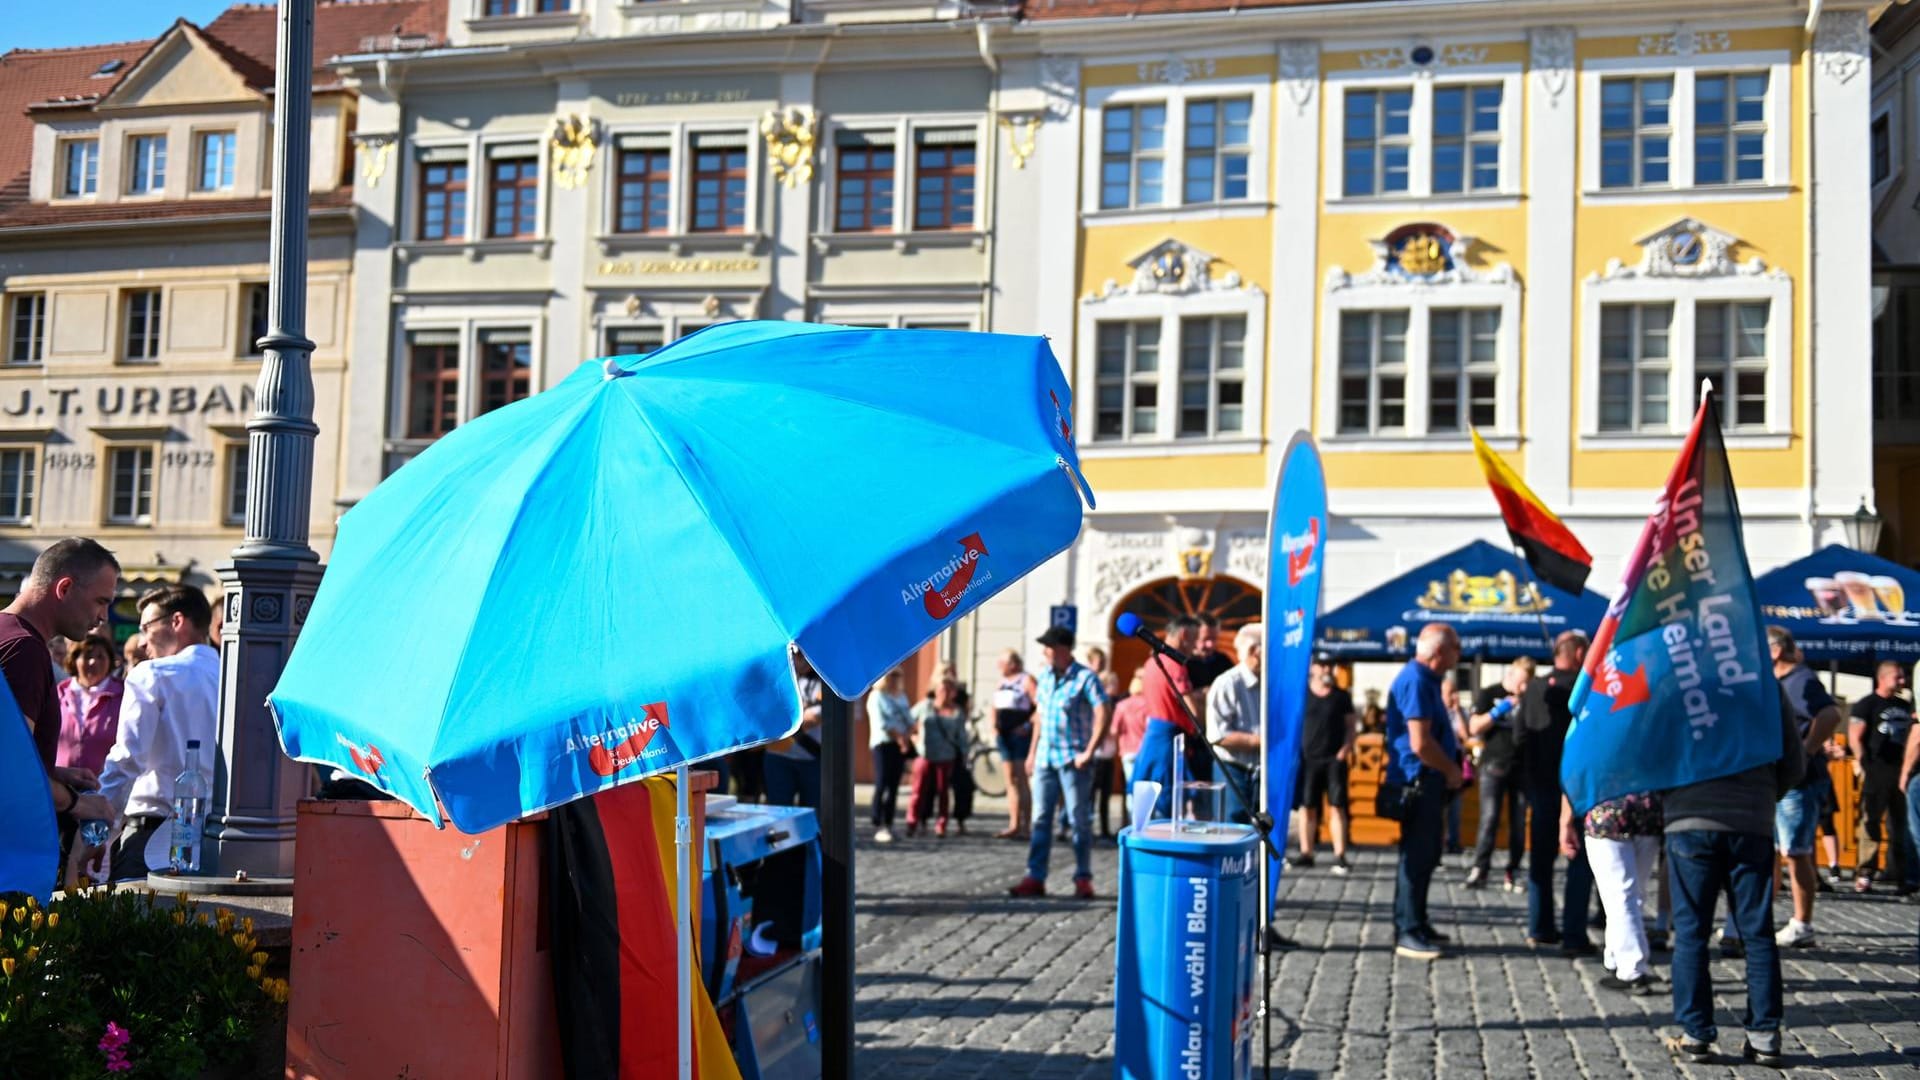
{"left": 1316, "top": 539, "right": 1608, "bottom": 661}
{"left": 1754, "top": 544, "right": 1920, "bottom": 670}
{"left": 269, "top": 321, "right": 1092, "bottom": 833}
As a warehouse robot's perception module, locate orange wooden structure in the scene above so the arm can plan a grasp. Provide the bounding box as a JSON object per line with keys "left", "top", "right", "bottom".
{"left": 285, "top": 772, "right": 714, "bottom": 1079}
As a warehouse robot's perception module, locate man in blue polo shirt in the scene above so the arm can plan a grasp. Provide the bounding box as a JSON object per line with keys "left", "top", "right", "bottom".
{"left": 1385, "top": 623, "right": 1465, "bottom": 961}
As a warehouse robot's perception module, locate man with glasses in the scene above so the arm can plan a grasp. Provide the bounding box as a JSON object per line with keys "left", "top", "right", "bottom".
{"left": 84, "top": 585, "right": 221, "bottom": 881}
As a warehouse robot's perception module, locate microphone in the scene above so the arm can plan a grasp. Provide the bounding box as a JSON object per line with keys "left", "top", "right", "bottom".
{"left": 1116, "top": 612, "right": 1189, "bottom": 664}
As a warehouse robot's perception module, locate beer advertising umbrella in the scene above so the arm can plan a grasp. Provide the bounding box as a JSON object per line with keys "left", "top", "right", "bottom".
{"left": 1753, "top": 545, "right": 1920, "bottom": 670}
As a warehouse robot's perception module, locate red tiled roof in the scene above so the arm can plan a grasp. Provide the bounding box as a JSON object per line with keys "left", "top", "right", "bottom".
{"left": 0, "top": 185, "right": 355, "bottom": 231}
{"left": 204, "top": 0, "right": 448, "bottom": 87}
{"left": 0, "top": 39, "right": 151, "bottom": 199}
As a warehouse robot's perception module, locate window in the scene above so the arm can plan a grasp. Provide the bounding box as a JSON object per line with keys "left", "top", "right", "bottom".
{"left": 197, "top": 131, "right": 236, "bottom": 191}
{"left": 62, "top": 140, "right": 98, "bottom": 197}
{"left": 1100, "top": 104, "right": 1167, "bottom": 210}
{"left": 535, "top": 0, "right": 570, "bottom": 9}
{"left": 128, "top": 134, "right": 167, "bottom": 194}
{"left": 8, "top": 293, "right": 45, "bottom": 365}
{"left": 1694, "top": 301, "right": 1769, "bottom": 428}
{"left": 487, "top": 156, "right": 539, "bottom": 239}
{"left": 605, "top": 326, "right": 663, "bottom": 357}
{"left": 1337, "top": 310, "right": 1410, "bottom": 433}
{"left": 1342, "top": 89, "right": 1413, "bottom": 197}
{"left": 615, "top": 140, "right": 672, "bottom": 234}
{"left": 477, "top": 330, "right": 532, "bottom": 416}
{"left": 1694, "top": 73, "right": 1767, "bottom": 186}
{"left": 1432, "top": 85, "right": 1501, "bottom": 194}
{"left": 834, "top": 135, "right": 895, "bottom": 232}
{"left": 689, "top": 133, "right": 748, "bottom": 233}
{"left": 224, "top": 444, "right": 248, "bottom": 525}
{"left": 483, "top": 0, "right": 513, "bottom": 12}
{"left": 1873, "top": 113, "right": 1893, "bottom": 185}
{"left": 0, "top": 449, "right": 35, "bottom": 524}
{"left": 1598, "top": 303, "right": 1673, "bottom": 432}
{"left": 105, "top": 446, "right": 154, "bottom": 526}
{"left": 419, "top": 157, "right": 469, "bottom": 241}
{"left": 1093, "top": 321, "right": 1161, "bottom": 440}
{"left": 1177, "top": 317, "right": 1246, "bottom": 437}
{"left": 406, "top": 330, "right": 461, "bottom": 439}
{"left": 1599, "top": 77, "right": 1673, "bottom": 189}
{"left": 244, "top": 284, "right": 270, "bottom": 357}
{"left": 1183, "top": 98, "right": 1251, "bottom": 203}
{"left": 914, "top": 131, "right": 975, "bottom": 230}
{"left": 124, "top": 289, "right": 162, "bottom": 361}
{"left": 1428, "top": 308, "right": 1500, "bottom": 432}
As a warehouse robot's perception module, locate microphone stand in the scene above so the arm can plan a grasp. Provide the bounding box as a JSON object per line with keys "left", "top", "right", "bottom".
{"left": 1143, "top": 648, "right": 1286, "bottom": 1080}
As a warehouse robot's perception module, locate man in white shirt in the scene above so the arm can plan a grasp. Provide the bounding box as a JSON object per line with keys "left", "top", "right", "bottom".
{"left": 88, "top": 584, "right": 221, "bottom": 881}
{"left": 1206, "top": 623, "right": 1263, "bottom": 820}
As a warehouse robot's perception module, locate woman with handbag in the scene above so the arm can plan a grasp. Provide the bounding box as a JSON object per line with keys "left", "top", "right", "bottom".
{"left": 992, "top": 650, "right": 1038, "bottom": 840}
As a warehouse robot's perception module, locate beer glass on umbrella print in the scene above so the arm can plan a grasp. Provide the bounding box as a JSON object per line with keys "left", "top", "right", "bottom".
{"left": 1835, "top": 571, "right": 1881, "bottom": 620}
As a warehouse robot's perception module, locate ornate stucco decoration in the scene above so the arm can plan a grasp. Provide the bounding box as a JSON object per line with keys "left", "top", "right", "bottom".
{"left": 1039, "top": 56, "right": 1079, "bottom": 121}
{"left": 1530, "top": 28, "right": 1574, "bottom": 106}
{"left": 1585, "top": 217, "right": 1787, "bottom": 283}
{"left": 760, "top": 107, "right": 816, "bottom": 189}
{"left": 1638, "top": 25, "right": 1730, "bottom": 57}
{"left": 1278, "top": 42, "right": 1319, "bottom": 115}
{"left": 623, "top": 294, "right": 644, "bottom": 318}
{"left": 1815, "top": 10, "right": 1870, "bottom": 84}
{"left": 354, "top": 133, "right": 397, "bottom": 188}
{"left": 1138, "top": 56, "right": 1217, "bottom": 85}
{"left": 548, "top": 114, "right": 598, "bottom": 191}
{"left": 1085, "top": 239, "right": 1254, "bottom": 302}
{"left": 1225, "top": 531, "right": 1268, "bottom": 582}
{"left": 1326, "top": 223, "right": 1513, "bottom": 290}
{"left": 998, "top": 114, "right": 1039, "bottom": 169}
{"left": 1358, "top": 42, "right": 1489, "bottom": 76}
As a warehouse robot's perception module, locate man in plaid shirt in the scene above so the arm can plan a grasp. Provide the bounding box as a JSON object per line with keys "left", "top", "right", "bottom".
{"left": 1010, "top": 626, "right": 1112, "bottom": 899}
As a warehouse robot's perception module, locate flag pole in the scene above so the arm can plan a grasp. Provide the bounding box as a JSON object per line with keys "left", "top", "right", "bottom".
{"left": 1510, "top": 544, "right": 1560, "bottom": 660}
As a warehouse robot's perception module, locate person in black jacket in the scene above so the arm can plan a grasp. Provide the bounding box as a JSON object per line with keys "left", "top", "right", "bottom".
{"left": 1465, "top": 657, "right": 1534, "bottom": 891}
{"left": 1521, "top": 631, "right": 1594, "bottom": 955}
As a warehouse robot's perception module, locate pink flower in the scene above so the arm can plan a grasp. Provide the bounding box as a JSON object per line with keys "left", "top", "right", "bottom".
{"left": 99, "top": 1021, "right": 133, "bottom": 1071}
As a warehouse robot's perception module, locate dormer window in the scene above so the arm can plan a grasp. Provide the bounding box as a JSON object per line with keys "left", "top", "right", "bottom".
{"left": 61, "top": 139, "right": 99, "bottom": 197}
{"left": 128, "top": 134, "right": 167, "bottom": 195}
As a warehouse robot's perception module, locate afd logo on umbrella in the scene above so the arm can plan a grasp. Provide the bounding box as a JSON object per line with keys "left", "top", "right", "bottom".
{"left": 336, "top": 735, "right": 385, "bottom": 779}
{"left": 567, "top": 702, "right": 671, "bottom": 777}
{"left": 1282, "top": 517, "right": 1322, "bottom": 587}
{"left": 902, "top": 533, "right": 993, "bottom": 620}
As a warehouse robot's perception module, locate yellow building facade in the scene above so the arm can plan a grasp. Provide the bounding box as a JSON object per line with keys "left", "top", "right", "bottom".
{"left": 992, "top": 2, "right": 1876, "bottom": 670}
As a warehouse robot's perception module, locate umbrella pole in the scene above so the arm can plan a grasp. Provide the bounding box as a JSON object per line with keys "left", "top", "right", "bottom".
{"left": 676, "top": 764, "right": 693, "bottom": 1080}
{"left": 820, "top": 692, "right": 856, "bottom": 1077}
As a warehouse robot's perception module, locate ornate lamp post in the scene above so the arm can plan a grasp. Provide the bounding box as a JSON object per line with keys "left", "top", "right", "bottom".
{"left": 204, "top": 0, "right": 324, "bottom": 878}
{"left": 1843, "top": 497, "right": 1884, "bottom": 555}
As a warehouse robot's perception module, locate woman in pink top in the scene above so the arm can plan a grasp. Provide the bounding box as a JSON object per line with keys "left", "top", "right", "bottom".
{"left": 56, "top": 633, "right": 123, "bottom": 776}
{"left": 1113, "top": 674, "right": 1151, "bottom": 783}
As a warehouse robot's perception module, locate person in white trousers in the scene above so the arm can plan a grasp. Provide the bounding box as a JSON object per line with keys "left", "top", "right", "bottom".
{"left": 1564, "top": 790, "right": 1665, "bottom": 994}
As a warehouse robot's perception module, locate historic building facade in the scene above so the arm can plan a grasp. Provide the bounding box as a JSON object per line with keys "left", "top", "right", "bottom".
{"left": 0, "top": 1, "right": 443, "bottom": 613}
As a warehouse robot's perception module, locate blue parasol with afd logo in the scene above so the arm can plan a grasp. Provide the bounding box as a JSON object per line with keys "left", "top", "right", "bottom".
{"left": 268, "top": 321, "right": 1093, "bottom": 833}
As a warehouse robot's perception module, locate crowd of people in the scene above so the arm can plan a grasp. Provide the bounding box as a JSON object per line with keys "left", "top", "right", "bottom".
{"left": 4, "top": 538, "right": 224, "bottom": 889}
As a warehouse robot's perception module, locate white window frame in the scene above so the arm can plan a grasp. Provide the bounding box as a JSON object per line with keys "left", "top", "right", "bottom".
{"left": 390, "top": 315, "right": 547, "bottom": 444}
{"left": 1074, "top": 288, "right": 1267, "bottom": 456}
{"left": 58, "top": 137, "right": 99, "bottom": 198}
{"left": 194, "top": 128, "right": 238, "bottom": 193}
{"left": 7, "top": 292, "right": 46, "bottom": 366}
{"left": 473, "top": 0, "right": 575, "bottom": 17}
{"left": 816, "top": 115, "right": 987, "bottom": 236}
{"left": 126, "top": 131, "right": 168, "bottom": 196}
{"left": 1081, "top": 71, "right": 1272, "bottom": 220}
{"left": 0, "top": 446, "right": 37, "bottom": 525}
{"left": 222, "top": 441, "right": 248, "bottom": 526}
{"left": 122, "top": 288, "right": 163, "bottom": 363}
{"left": 1175, "top": 314, "right": 1253, "bottom": 439}
{"left": 1579, "top": 52, "right": 1792, "bottom": 200}
{"left": 1579, "top": 274, "right": 1794, "bottom": 445}
{"left": 1872, "top": 95, "right": 1900, "bottom": 201}
{"left": 601, "top": 322, "right": 667, "bottom": 357}
{"left": 1316, "top": 280, "right": 1521, "bottom": 447}
{"left": 1323, "top": 65, "right": 1523, "bottom": 208}
{"left": 596, "top": 122, "right": 762, "bottom": 239}
{"left": 102, "top": 443, "right": 156, "bottom": 527}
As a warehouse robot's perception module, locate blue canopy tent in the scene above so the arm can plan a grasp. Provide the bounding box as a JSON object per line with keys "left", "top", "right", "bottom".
{"left": 1317, "top": 539, "right": 1609, "bottom": 661}
{"left": 1754, "top": 545, "right": 1920, "bottom": 672}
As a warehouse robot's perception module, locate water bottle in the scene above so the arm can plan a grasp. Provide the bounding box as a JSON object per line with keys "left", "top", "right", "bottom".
{"left": 168, "top": 739, "right": 210, "bottom": 874}
{"left": 1490, "top": 698, "right": 1516, "bottom": 725}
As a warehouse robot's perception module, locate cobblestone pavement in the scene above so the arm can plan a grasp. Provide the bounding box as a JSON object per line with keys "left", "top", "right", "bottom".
{"left": 852, "top": 811, "right": 1920, "bottom": 1078}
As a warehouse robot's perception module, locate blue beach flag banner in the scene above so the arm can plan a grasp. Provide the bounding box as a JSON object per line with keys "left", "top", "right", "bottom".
{"left": 1562, "top": 393, "right": 1779, "bottom": 815}
{"left": 0, "top": 692, "right": 58, "bottom": 900}
{"left": 1262, "top": 432, "right": 1326, "bottom": 911}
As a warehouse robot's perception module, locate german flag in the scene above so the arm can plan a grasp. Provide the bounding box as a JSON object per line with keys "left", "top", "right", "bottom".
{"left": 1471, "top": 429, "right": 1594, "bottom": 596}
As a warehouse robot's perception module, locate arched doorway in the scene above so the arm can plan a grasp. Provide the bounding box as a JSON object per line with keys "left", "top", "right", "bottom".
{"left": 1109, "top": 575, "right": 1263, "bottom": 690}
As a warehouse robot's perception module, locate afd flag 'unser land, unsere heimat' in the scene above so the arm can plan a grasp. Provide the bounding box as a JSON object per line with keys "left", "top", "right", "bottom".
{"left": 1561, "top": 392, "right": 1781, "bottom": 816}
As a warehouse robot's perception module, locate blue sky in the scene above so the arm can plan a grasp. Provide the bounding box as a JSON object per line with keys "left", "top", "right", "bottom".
{"left": 5, "top": 2, "right": 234, "bottom": 53}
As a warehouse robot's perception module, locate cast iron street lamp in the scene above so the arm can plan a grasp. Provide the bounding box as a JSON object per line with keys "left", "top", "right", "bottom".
{"left": 204, "top": 0, "right": 324, "bottom": 878}
{"left": 1844, "top": 496, "right": 1884, "bottom": 555}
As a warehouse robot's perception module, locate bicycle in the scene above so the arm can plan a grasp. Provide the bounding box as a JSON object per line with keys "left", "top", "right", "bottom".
{"left": 966, "top": 713, "right": 1007, "bottom": 798}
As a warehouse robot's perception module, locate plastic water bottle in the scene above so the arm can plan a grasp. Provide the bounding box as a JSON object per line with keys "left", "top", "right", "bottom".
{"left": 168, "top": 739, "right": 210, "bottom": 874}
{"left": 78, "top": 819, "right": 111, "bottom": 847}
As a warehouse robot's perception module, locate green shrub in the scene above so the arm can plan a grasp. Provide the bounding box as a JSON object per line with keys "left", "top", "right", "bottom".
{"left": 0, "top": 889, "right": 286, "bottom": 1079}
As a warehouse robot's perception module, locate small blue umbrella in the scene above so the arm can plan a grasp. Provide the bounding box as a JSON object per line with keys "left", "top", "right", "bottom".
{"left": 269, "top": 321, "right": 1092, "bottom": 833}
